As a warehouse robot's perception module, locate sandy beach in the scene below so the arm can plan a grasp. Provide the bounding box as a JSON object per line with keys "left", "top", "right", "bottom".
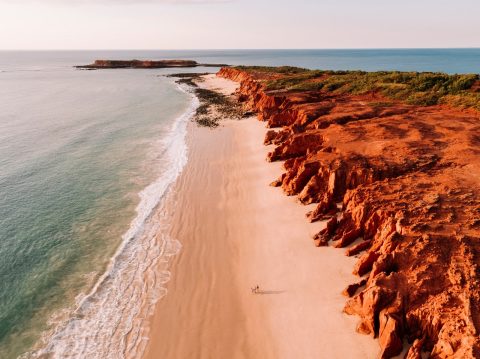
{"left": 142, "top": 75, "right": 380, "bottom": 359}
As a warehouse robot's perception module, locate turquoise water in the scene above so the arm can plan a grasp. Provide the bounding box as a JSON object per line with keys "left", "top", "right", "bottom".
{"left": 0, "top": 58, "right": 198, "bottom": 358}
{"left": 0, "top": 49, "right": 479, "bottom": 358}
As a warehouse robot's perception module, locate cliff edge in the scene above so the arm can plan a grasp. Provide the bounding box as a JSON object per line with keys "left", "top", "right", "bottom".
{"left": 218, "top": 66, "right": 480, "bottom": 358}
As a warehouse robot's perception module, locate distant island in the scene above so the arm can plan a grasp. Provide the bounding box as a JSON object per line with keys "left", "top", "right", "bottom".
{"left": 76, "top": 59, "right": 229, "bottom": 69}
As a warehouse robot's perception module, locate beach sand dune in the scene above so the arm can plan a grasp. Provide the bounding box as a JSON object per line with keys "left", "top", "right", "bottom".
{"left": 142, "top": 76, "right": 379, "bottom": 359}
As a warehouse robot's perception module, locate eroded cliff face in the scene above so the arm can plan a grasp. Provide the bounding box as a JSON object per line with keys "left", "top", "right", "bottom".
{"left": 218, "top": 67, "right": 480, "bottom": 358}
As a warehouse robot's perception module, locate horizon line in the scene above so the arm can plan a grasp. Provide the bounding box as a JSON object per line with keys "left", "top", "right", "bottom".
{"left": 1, "top": 47, "right": 480, "bottom": 51}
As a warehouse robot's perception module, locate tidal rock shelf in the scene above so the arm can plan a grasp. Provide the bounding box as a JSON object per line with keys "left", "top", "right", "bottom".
{"left": 219, "top": 66, "right": 480, "bottom": 358}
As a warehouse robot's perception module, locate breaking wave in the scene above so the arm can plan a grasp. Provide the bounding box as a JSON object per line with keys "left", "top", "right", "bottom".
{"left": 23, "top": 83, "right": 198, "bottom": 359}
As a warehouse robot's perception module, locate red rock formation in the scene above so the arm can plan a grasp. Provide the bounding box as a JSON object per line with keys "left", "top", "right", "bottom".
{"left": 218, "top": 66, "right": 480, "bottom": 358}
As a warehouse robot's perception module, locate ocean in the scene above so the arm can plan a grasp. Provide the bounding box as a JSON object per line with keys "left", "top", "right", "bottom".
{"left": 0, "top": 49, "right": 479, "bottom": 358}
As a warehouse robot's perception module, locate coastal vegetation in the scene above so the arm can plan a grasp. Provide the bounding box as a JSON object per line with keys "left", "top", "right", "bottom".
{"left": 237, "top": 66, "right": 480, "bottom": 110}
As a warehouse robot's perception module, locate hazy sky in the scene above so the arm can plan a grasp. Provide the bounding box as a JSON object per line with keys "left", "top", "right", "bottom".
{"left": 0, "top": 0, "right": 479, "bottom": 49}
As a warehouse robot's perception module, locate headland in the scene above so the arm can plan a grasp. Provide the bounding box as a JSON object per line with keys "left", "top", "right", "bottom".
{"left": 217, "top": 66, "right": 480, "bottom": 358}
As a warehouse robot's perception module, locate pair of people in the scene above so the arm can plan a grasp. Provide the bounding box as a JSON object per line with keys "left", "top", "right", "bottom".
{"left": 251, "top": 285, "right": 260, "bottom": 294}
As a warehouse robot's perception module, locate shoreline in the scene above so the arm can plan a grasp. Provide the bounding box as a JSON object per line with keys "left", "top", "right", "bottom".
{"left": 142, "top": 75, "right": 381, "bottom": 358}
{"left": 23, "top": 78, "right": 199, "bottom": 359}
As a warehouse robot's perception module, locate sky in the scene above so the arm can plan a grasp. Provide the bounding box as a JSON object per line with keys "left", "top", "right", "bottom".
{"left": 0, "top": 0, "right": 479, "bottom": 50}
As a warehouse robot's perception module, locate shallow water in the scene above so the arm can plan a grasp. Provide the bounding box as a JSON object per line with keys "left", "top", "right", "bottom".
{"left": 0, "top": 55, "right": 198, "bottom": 358}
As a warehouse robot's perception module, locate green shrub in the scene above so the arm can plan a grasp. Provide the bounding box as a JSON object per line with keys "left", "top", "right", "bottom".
{"left": 235, "top": 65, "right": 309, "bottom": 75}
{"left": 236, "top": 66, "right": 479, "bottom": 110}
{"left": 290, "top": 81, "right": 325, "bottom": 91}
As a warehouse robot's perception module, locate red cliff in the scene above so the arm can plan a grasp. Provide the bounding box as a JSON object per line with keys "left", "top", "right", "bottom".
{"left": 218, "top": 66, "right": 480, "bottom": 358}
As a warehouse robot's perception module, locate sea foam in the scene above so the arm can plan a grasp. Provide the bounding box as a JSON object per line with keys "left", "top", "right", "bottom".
{"left": 24, "top": 82, "right": 199, "bottom": 359}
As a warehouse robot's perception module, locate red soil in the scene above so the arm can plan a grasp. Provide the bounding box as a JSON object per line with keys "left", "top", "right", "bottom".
{"left": 219, "top": 67, "right": 480, "bottom": 358}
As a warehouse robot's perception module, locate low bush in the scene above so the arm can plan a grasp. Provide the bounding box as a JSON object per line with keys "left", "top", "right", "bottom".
{"left": 236, "top": 66, "right": 480, "bottom": 110}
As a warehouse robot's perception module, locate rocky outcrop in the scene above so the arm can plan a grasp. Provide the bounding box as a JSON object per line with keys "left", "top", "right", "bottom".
{"left": 218, "top": 66, "right": 480, "bottom": 358}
